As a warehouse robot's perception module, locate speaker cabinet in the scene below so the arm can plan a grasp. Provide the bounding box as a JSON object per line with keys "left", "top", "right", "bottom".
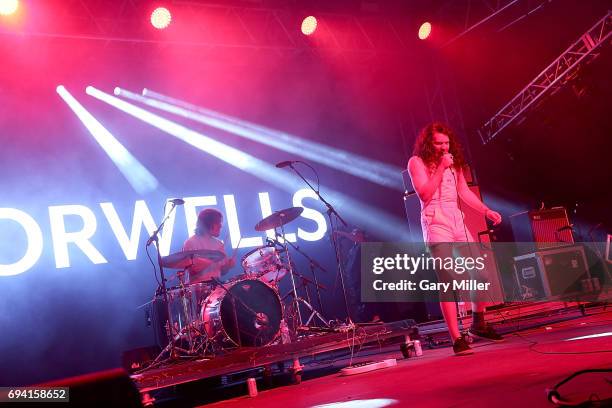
{"left": 510, "top": 208, "right": 574, "bottom": 254}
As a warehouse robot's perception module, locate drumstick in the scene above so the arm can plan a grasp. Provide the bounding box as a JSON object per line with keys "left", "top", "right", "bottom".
{"left": 231, "top": 238, "right": 242, "bottom": 258}
{"left": 225, "top": 237, "right": 242, "bottom": 263}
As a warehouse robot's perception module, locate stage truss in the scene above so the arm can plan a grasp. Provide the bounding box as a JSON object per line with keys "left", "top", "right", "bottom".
{"left": 478, "top": 11, "right": 612, "bottom": 144}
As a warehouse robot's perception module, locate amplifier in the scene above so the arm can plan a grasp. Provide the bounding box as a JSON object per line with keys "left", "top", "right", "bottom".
{"left": 513, "top": 245, "right": 590, "bottom": 301}
{"left": 510, "top": 207, "right": 574, "bottom": 254}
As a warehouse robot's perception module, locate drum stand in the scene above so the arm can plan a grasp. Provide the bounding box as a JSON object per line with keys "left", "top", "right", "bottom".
{"left": 279, "top": 235, "right": 328, "bottom": 318}
{"left": 137, "top": 321, "right": 213, "bottom": 373}
{"left": 295, "top": 295, "right": 330, "bottom": 328}
{"left": 277, "top": 222, "right": 305, "bottom": 329}
{"left": 173, "top": 271, "right": 216, "bottom": 356}
{"left": 275, "top": 238, "right": 331, "bottom": 330}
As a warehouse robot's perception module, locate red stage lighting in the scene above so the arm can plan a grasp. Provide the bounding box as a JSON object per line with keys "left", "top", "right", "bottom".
{"left": 0, "top": 0, "right": 19, "bottom": 16}
{"left": 151, "top": 7, "right": 171, "bottom": 30}
{"left": 301, "top": 16, "right": 317, "bottom": 36}
{"left": 418, "top": 22, "right": 432, "bottom": 40}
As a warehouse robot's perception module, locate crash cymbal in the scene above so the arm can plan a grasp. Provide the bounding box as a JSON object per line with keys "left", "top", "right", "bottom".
{"left": 161, "top": 249, "right": 225, "bottom": 269}
{"left": 255, "top": 206, "right": 303, "bottom": 232}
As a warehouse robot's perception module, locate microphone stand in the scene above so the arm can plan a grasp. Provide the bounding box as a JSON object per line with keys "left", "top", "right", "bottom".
{"left": 286, "top": 163, "right": 354, "bottom": 325}
{"left": 147, "top": 201, "right": 180, "bottom": 359}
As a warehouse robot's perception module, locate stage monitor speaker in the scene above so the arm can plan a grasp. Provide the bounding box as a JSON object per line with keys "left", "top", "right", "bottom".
{"left": 39, "top": 368, "right": 142, "bottom": 407}
{"left": 510, "top": 207, "right": 574, "bottom": 254}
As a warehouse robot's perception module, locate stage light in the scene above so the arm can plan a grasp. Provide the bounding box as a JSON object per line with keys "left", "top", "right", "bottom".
{"left": 121, "top": 88, "right": 404, "bottom": 191}
{"left": 418, "top": 22, "right": 432, "bottom": 40}
{"left": 0, "top": 0, "right": 18, "bottom": 16}
{"left": 301, "top": 16, "right": 317, "bottom": 35}
{"left": 57, "top": 85, "right": 159, "bottom": 195}
{"left": 89, "top": 86, "right": 410, "bottom": 240}
{"left": 151, "top": 7, "right": 171, "bottom": 30}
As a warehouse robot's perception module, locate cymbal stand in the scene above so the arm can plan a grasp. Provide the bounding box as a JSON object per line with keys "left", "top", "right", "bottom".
{"left": 286, "top": 163, "right": 354, "bottom": 326}
{"left": 277, "top": 222, "right": 304, "bottom": 328}
{"left": 297, "top": 294, "right": 330, "bottom": 328}
{"left": 278, "top": 234, "right": 329, "bottom": 322}
{"left": 281, "top": 288, "right": 330, "bottom": 332}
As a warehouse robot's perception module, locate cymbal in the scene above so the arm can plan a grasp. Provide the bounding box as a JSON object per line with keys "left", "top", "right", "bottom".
{"left": 161, "top": 249, "right": 225, "bottom": 269}
{"left": 255, "top": 206, "right": 303, "bottom": 232}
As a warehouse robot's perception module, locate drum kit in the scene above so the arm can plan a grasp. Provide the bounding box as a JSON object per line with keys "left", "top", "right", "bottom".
{"left": 143, "top": 206, "right": 333, "bottom": 368}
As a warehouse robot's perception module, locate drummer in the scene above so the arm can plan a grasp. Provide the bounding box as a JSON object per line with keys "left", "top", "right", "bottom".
{"left": 183, "top": 208, "right": 236, "bottom": 284}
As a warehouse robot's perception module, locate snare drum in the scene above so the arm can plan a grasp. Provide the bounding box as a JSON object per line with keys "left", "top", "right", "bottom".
{"left": 201, "top": 278, "right": 283, "bottom": 347}
{"left": 241, "top": 246, "right": 288, "bottom": 284}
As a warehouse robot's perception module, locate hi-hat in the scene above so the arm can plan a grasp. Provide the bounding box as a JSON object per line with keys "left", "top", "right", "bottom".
{"left": 161, "top": 249, "right": 225, "bottom": 269}
{"left": 255, "top": 207, "right": 303, "bottom": 232}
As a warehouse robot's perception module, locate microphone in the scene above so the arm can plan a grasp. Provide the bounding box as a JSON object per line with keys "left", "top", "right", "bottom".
{"left": 275, "top": 160, "right": 297, "bottom": 168}
{"left": 169, "top": 198, "right": 185, "bottom": 205}
{"left": 445, "top": 152, "right": 455, "bottom": 175}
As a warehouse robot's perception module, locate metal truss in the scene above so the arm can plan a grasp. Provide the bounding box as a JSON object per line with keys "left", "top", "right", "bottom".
{"left": 477, "top": 11, "right": 611, "bottom": 145}
{"left": 0, "top": 0, "right": 415, "bottom": 63}
{"left": 428, "top": 0, "right": 555, "bottom": 47}
{"left": 0, "top": 0, "right": 560, "bottom": 65}
{"left": 439, "top": 0, "right": 520, "bottom": 46}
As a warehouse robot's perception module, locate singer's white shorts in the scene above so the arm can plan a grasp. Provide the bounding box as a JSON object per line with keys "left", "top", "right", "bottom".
{"left": 421, "top": 206, "right": 474, "bottom": 243}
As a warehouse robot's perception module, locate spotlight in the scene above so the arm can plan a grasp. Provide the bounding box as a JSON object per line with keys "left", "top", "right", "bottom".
{"left": 151, "top": 7, "right": 171, "bottom": 30}
{"left": 418, "top": 22, "right": 432, "bottom": 40}
{"left": 0, "top": 0, "right": 19, "bottom": 16}
{"left": 90, "top": 87, "right": 411, "bottom": 241}
{"left": 57, "top": 85, "right": 159, "bottom": 195}
{"left": 132, "top": 88, "right": 405, "bottom": 190}
{"left": 301, "top": 16, "right": 317, "bottom": 36}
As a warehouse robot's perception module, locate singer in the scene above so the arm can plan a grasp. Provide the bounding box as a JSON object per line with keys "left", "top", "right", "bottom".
{"left": 183, "top": 208, "right": 236, "bottom": 283}
{"left": 407, "top": 122, "right": 503, "bottom": 355}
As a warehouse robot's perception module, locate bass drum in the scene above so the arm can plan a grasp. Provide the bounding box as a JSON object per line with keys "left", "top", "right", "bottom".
{"left": 201, "top": 278, "right": 283, "bottom": 347}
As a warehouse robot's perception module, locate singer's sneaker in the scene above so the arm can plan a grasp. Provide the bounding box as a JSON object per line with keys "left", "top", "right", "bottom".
{"left": 469, "top": 325, "right": 504, "bottom": 342}
{"left": 452, "top": 337, "right": 474, "bottom": 356}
